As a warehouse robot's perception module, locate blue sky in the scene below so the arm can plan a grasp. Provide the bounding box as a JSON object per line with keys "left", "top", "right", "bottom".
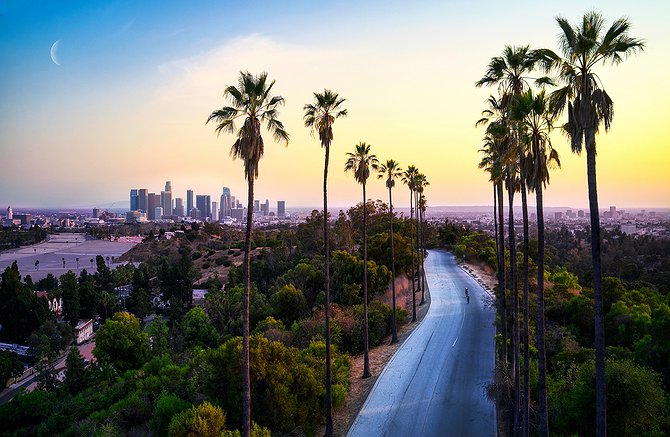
{"left": 1, "top": 1, "right": 668, "bottom": 209}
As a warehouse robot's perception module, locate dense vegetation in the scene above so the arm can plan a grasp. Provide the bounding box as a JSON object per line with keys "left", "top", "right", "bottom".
{"left": 0, "top": 226, "right": 49, "bottom": 249}
{"left": 0, "top": 200, "right": 422, "bottom": 436}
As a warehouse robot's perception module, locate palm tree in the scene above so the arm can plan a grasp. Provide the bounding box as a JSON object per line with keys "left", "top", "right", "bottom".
{"left": 207, "top": 71, "right": 289, "bottom": 437}
{"left": 304, "top": 89, "right": 347, "bottom": 436}
{"left": 477, "top": 46, "right": 550, "bottom": 435}
{"left": 402, "top": 165, "right": 419, "bottom": 322}
{"left": 345, "top": 142, "right": 379, "bottom": 379}
{"left": 477, "top": 103, "right": 508, "bottom": 366}
{"left": 537, "top": 13, "right": 644, "bottom": 435}
{"left": 512, "top": 88, "right": 561, "bottom": 437}
{"left": 415, "top": 173, "right": 429, "bottom": 304}
{"left": 377, "top": 159, "right": 403, "bottom": 344}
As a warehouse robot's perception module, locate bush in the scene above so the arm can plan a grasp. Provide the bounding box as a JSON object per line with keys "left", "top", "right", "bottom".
{"left": 168, "top": 401, "right": 226, "bottom": 437}
{"left": 191, "top": 252, "right": 202, "bottom": 261}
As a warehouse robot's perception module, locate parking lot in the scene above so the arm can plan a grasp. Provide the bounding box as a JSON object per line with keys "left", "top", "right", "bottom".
{"left": 0, "top": 233, "right": 139, "bottom": 280}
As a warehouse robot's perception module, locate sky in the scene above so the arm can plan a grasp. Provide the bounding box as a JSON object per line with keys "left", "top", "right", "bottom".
{"left": 1, "top": 0, "right": 669, "bottom": 210}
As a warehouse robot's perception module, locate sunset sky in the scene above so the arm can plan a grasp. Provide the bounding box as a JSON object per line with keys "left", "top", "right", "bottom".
{"left": 1, "top": 0, "right": 668, "bottom": 210}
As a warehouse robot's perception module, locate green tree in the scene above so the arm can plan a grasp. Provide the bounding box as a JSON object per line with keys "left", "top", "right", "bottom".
{"left": 270, "top": 284, "right": 308, "bottom": 326}
{"left": 93, "top": 312, "right": 148, "bottom": 372}
{"left": 63, "top": 346, "right": 85, "bottom": 394}
{"left": 208, "top": 71, "right": 289, "bottom": 437}
{"left": 0, "top": 351, "right": 23, "bottom": 388}
{"left": 60, "top": 271, "right": 80, "bottom": 325}
{"left": 182, "top": 306, "right": 218, "bottom": 349}
{"left": 304, "top": 88, "right": 347, "bottom": 436}
{"left": 377, "top": 159, "right": 403, "bottom": 344}
{"left": 539, "top": 13, "right": 644, "bottom": 435}
{"left": 168, "top": 401, "right": 227, "bottom": 437}
{"left": 344, "top": 142, "right": 378, "bottom": 379}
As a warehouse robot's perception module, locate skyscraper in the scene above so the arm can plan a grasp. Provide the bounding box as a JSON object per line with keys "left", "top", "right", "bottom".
{"left": 174, "top": 198, "right": 184, "bottom": 217}
{"left": 138, "top": 189, "right": 148, "bottom": 213}
{"left": 277, "top": 201, "right": 286, "bottom": 218}
{"left": 254, "top": 199, "right": 260, "bottom": 212}
{"left": 221, "top": 187, "right": 231, "bottom": 218}
{"left": 196, "top": 195, "right": 211, "bottom": 219}
{"left": 161, "top": 190, "right": 173, "bottom": 216}
{"left": 130, "top": 189, "right": 138, "bottom": 211}
{"left": 165, "top": 180, "right": 172, "bottom": 193}
{"left": 6, "top": 206, "right": 12, "bottom": 220}
{"left": 264, "top": 199, "right": 269, "bottom": 216}
{"left": 187, "top": 190, "right": 194, "bottom": 215}
{"left": 148, "top": 193, "right": 160, "bottom": 220}
{"left": 212, "top": 201, "right": 219, "bottom": 221}
{"left": 155, "top": 207, "right": 164, "bottom": 220}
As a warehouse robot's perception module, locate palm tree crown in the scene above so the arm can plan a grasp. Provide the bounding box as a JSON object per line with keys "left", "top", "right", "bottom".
{"left": 345, "top": 142, "right": 379, "bottom": 185}
{"left": 538, "top": 12, "right": 644, "bottom": 153}
{"left": 304, "top": 89, "right": 348, "bottom": 148}
{"left": 377, "top": 159, "right": 403, "bottom": 188}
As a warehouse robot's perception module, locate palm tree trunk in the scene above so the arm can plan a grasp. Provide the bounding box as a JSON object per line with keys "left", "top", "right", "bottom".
{"left": 242, "top": 177, "right": 254, "bottom": 437}
{"left": 389, "top": 186, "right": 398, "bottom": 344}
{"left": 507, "top": 176, "right": 519, "bottom": 436}
{"left": 419, "top": 204, "right": 426, "bottom": 305}
{"left": 497, "top": 181, "right": 507, "bottom": 363}
{"left": 536, "top": 174, "right": 549, "bottom": 437}
{"left": 417, "top": 191, "right": 425, "bottom": 305}
{"left": 323, "top": 144, "right": 333, "bottom": 436}
{"left": 362, "top": 183, "right": 371, "bottom": 378}
{"left": 520, "top": 170, "right": 530, "bottom": 437}
{"left": 409, "top": 189, "right": 416, "bottom": 322}
{"left": 586, "top": 133, "right": 606, "bottom": 437}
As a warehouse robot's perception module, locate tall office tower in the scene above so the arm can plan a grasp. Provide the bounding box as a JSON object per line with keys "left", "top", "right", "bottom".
{"left": 138, "top": 189, "right": 149, "bottom": 212}
{"left": 221, "top": 187, "right": 231, "bottom": 217}
{"left": 92, "top": 208, "right": 99, "bottom": 218}
{"left": 610, "top": 205, "right": 617, "bottom": 218}
{"left": 277, "top": 201, "right": 286, "bottom": 217}
{"left": 6, "top": 206, "right": 12, "bottom": 220}
{"left": 148, "top": 193, "right": 160, "bottom": 220}
{"left": 165, "top": 180, "right": 172, "bottom": 193}
{"left": 254, "top": 199, "right": 260, "bottom": 212}
{"left": 211, "top": 201, "right": 219, "bottom": 221}
{"left": 161, "top": 190, "right": 173, "bottom": 216}
{"left": 196, "top": 195, "right": 211, "bottom": 219}
{"left": 264, "top": 199, "right": 269, "bottom": 216}
{"left": 187, "top": 190, "right": 194, "bottom": 215}
{"left": 189, "top": 208, "right": 201, "bottom": 219}
{"left": 130, "top": 189, "right": 139, "bottom": 211}
{"left": 155, "top": 207, "right": 164, "bottom": 220}
{"left": 174, "top": 198, "right": 184, "bottom": 217}
{"left": 231, "top": 196, "right": 236, "bottom": 209}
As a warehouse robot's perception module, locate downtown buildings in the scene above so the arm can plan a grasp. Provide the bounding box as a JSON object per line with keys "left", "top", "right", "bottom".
{"left": 127, "top": 182, "right": 288, "bottom": 225}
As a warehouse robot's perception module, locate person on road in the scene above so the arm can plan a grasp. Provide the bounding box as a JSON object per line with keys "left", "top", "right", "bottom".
{"left": 465, "top": 287, "right": 470, "bottom": 304}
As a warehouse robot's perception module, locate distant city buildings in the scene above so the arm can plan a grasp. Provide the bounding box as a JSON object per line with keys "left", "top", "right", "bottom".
{"left": 124, "top": 183, "right": 289, "bottom": 224}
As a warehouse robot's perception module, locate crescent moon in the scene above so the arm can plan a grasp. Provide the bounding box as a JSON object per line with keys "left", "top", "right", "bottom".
{"left": 50, "top": 40, "right": 61, "bottom": 66}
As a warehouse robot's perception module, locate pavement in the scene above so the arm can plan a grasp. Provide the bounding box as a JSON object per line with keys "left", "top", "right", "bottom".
{"left": 0, "top": 233, "right": 138, "bottom": 280}
{"left": 346, "top": 249, "right": 496, "bottom": 437}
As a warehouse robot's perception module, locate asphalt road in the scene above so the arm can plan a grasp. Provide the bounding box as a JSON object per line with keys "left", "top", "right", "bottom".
{"left": 347, "top": 250, "right": 496, "bottom": 437}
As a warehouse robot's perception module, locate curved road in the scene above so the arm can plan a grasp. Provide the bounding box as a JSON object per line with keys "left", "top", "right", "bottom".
{"left": 347, "top": 250, "right": 496, "bottom": 436}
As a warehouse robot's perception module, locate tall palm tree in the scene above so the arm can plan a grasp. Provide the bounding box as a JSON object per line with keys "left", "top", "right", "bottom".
{"left": 477, "top": 102, "right": 508, "bottom": 365}
{"left": 377, "top": 159, "right": 403, "bottom": 344}
{"left": 538, "top": 13, "right": 644, "bottom": 435}
{"left": 415, "top": 173, "right": 429, "bottom": 304}
{"left": 477, "top": 46, "right": 550, "bottom": 435}
{"left": 207, "top": 71, "right": 289, "bottom": 437}
{"left": 304, "top": 89, "right": 347, "bottom": 436}
{"left": 511, "top": 88, "right": 560, "bottom": 437}
{"left": 402, "top": 165, "right": 419, "bottom": 322}
{"left": 345, "top": 142, "right": 379, "bottom": 379}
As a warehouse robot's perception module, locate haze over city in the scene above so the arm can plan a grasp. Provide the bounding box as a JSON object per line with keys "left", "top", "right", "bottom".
{"left": 1, "top": 0, "right": 669, "bottom": 210}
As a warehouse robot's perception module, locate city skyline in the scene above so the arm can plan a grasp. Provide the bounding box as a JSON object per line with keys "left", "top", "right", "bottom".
{"left": 1, "top": 1, "right": 669, "bottom": 209}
